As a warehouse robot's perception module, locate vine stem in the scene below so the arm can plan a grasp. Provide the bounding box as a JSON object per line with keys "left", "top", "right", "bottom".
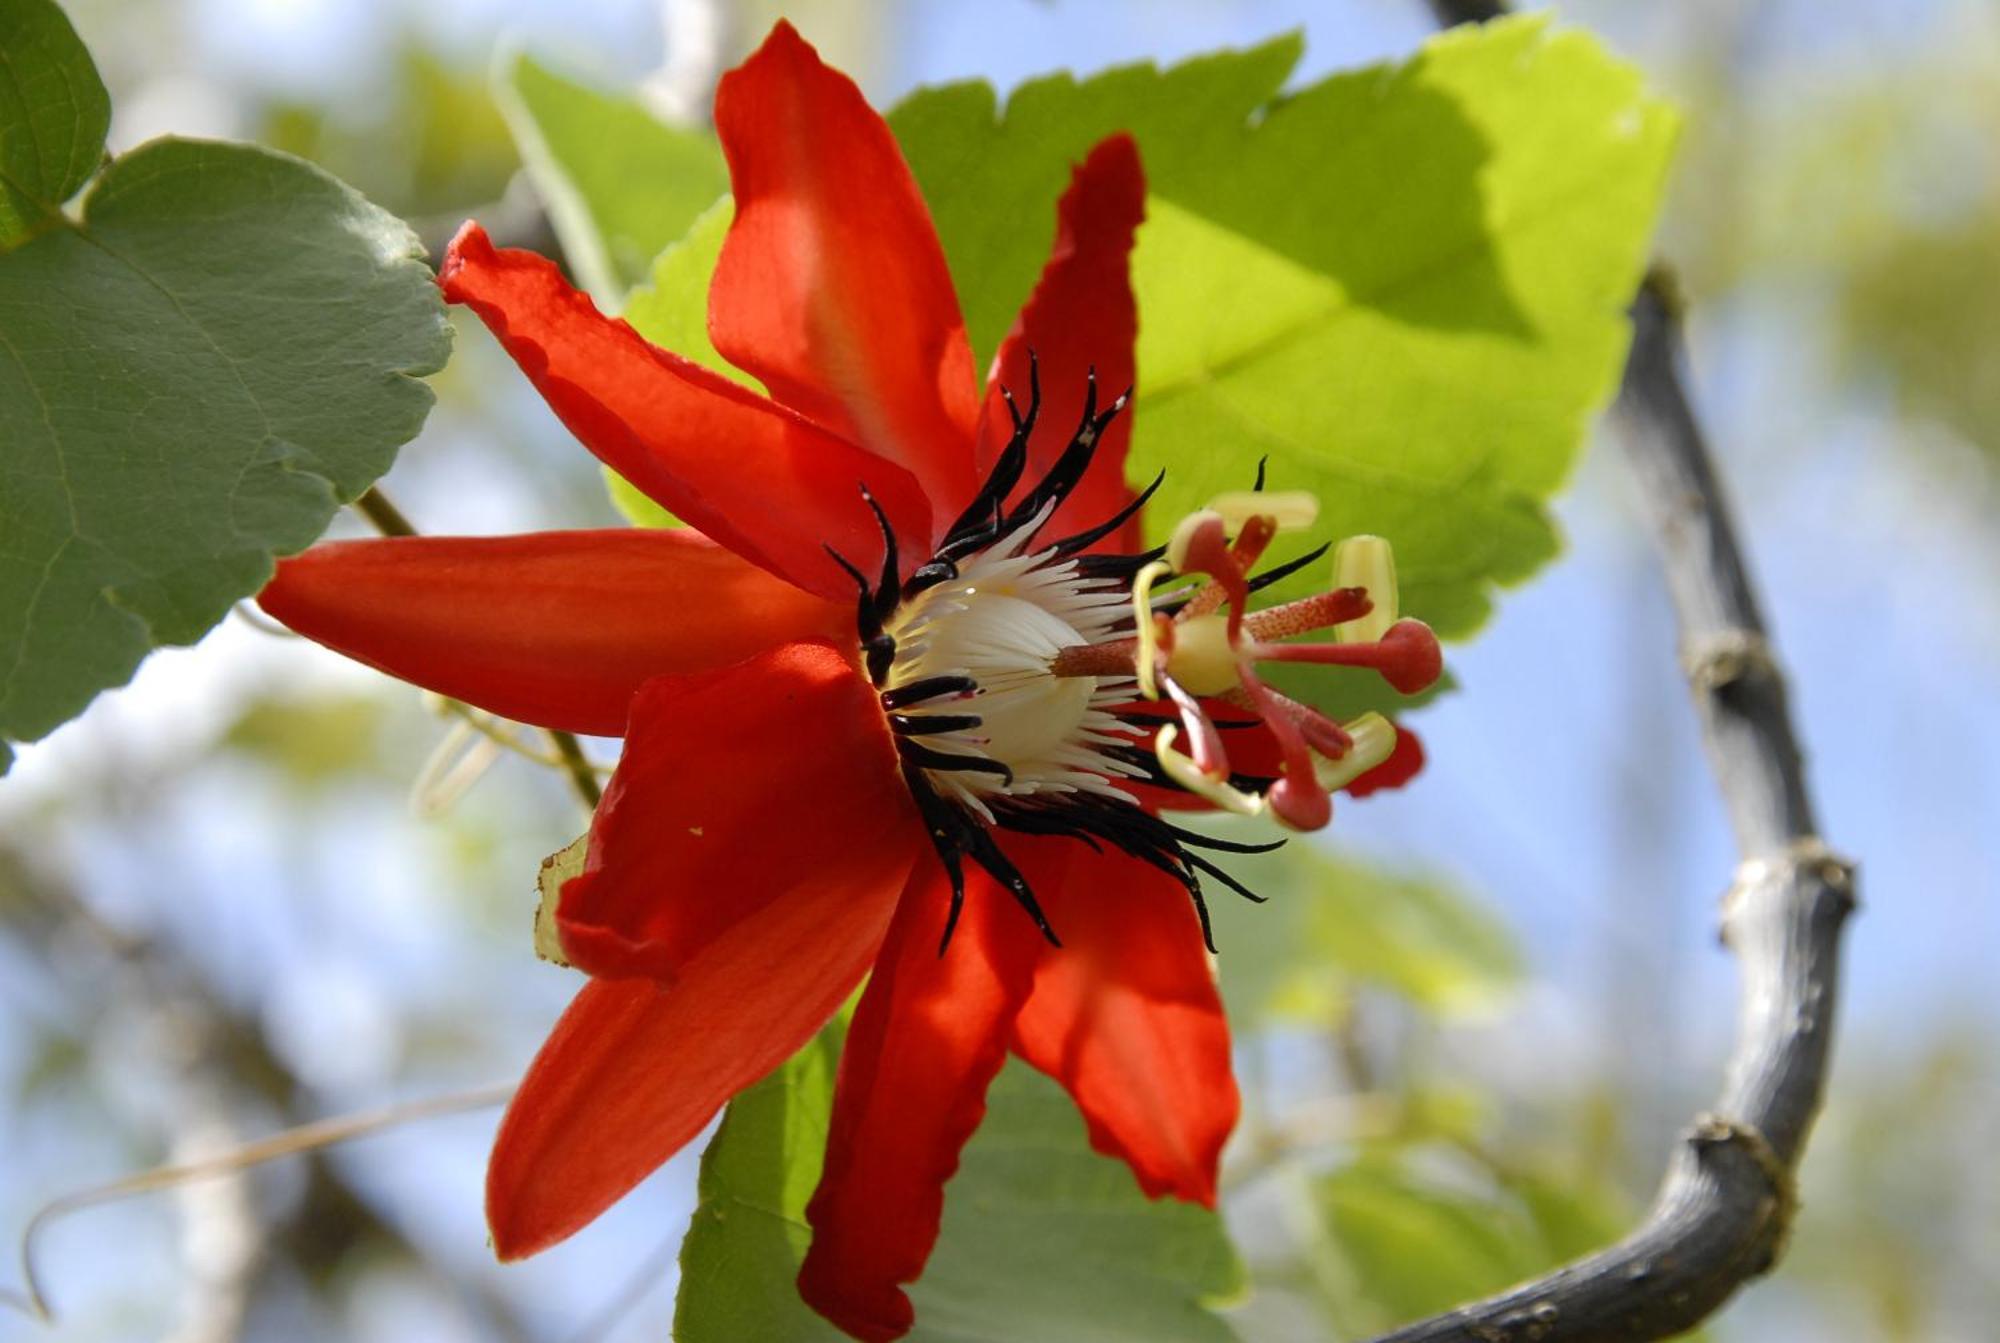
{"left": 5, "top": 1082, "right": 514, "bottom": 1322}
{"left": 1365, "top": 14, "right": 1857, "bottom": 1337}
{"left": 353, "top": 487, "right": 604, "bottom": 810}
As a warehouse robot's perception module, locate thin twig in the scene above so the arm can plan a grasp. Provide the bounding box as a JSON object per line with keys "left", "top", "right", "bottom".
{"left": 353, "top": 486, "right": 416, "bottom": 538}
{"left": 350, "top": 487, "right": 604, "bottom": 810}
{"left": 1365, "top": 14, "right": 1857, "bottom": 1337}
{"left": 1423, "top": 0, "right": 1507, "bottom": 22}
{"left": 0, "top": 851, "right": 531, "bottom": 1339}
{"left": 8, "top": 1083, "right": 513, "bottom": 1322}
{"left": 548, "top": 727, "right": 606, "bottom": 808}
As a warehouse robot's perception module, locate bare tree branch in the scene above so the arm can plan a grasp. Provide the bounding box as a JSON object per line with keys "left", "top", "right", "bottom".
{"left": 0, "top": 851, "right": 532, "bottom": 1341}
{"left": 1364, "top": 13, "right": 1857, "bottom": 1338}
{"left": 1423, "top": 0, "right": 1508, "bottom": 23}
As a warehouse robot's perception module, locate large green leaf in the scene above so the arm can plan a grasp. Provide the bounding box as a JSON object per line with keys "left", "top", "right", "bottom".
{"left": 497, "top": 54, "right": 732, "bottom": 527}
{"left": 673, "top": 1017, "right": 841, "bottom": 1342}
{"left": 0, "top": 138, "right": 450, "bottom": 768}
{"left": 1195, "top": 820, "right": 1520, "bottom": 1027}
{"left": 0, "top": 0, "right": 108, "bottom": 244}
{"left": 676, "top": 1036, "right": 1244, "bottom": 1342}
{"left": 599, "top": 17, "right": 1672, "bottom": 712}
{"left": 622, "top": 196, "right": 733, "bottom": 378}
{"left": 1294, "top": 1150, "right": 1670, "bottom": 1339}
{"left": 892, "top": 15, "right": 1676, "bottom": 651}
{"left": 599, "top": 197, "right": 738, "bottom": 527}
{"left": 1314, "top": 1155, "right": 1551, "bottom": 1331}
{"left": 886, "top": 35, "right": 1301, "bottom": 371}
{"left": 911, "top": 1062, "right": 1244, "bottom": 1342}
{"left": 498, "top": 52, "right": 726, "bottom": 304}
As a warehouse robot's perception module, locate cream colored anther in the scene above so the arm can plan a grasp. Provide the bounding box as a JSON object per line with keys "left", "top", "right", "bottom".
{"left": 1332, "top": 535, "right": 1398, "bottom": 644}
{"left": 1204, "top": 489, "right": 1319, "bottom": 533}
{"left": 1154, "top": 725, "right": 1265, "bottom": 816}
{"left": 1312, "top": 712, "right": 1398, "bottom": 791}
{"left": 1165, "top": 509, "right": 1224, "bottom": 571}
{"left": 1130, "top": 559, "right": 1175, "bottom": 700}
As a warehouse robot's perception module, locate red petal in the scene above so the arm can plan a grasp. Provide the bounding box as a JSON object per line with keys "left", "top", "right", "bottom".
{"left": 486, "top": 835, "right": 914, "bottom": 1259}
{"left": 1006, "top": 839, "right": 1238, "bottom": 1205}
{"left": 440, "top": 222, "right": 930, "bottom": 601}
{"left": 557, "top": 640, "right": 922, "bottom": 981}
{"left": 711, "top": 22, "right": 979, "bottom": 519}
{"left": 260, "top": 531, "right": 849, "bottom": 736}
{"left": 798, "top": 858, "right": 1040, "bottom": 1342}
{"left": 976, "top": 134, "right": 1146, "bottom": 550}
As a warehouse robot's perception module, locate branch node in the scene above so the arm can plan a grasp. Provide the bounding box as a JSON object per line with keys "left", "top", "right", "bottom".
{"left": 1639, "top": 262, "right": 1688, "bottom": 325}
{"left": 1679, "top": 628, "right": 1777, "bottom": 692}
{"left": 1723, "top": 837, "right": 1859, "bottom": 928}
{"left": 1686, "top": 1113, "right": 1800, "bottom": 1270}
{"left": 1364, "top": 9, "right": 1853, "bottom": 1341}
{"left": 1470, "top": 1301, "right": 1562, "bottom": 1342}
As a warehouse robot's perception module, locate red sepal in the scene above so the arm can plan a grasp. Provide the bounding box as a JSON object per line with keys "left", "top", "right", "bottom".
{"left": 260, "top": 530, "right": 847, "bottom": 736}
{"left": 711, "top": 22, "right": 979, "bottom": 519}
{"left": 798, "top": 859, "right": 1039, "bottom": 1341}
{"left": 440, "top": 223, "right": 931, "bottom": 601}
{"left": 557, "top": 641, "right": 922, "bottom": 981}
{"left": 977, "top": 135, "right": 1147, "bottom": 550}
{"left": 486, "top": 835, "right": 915, "bottom": 1259}
{"left": 1004, "top": 838, "right": 1237, "bottom": 1205}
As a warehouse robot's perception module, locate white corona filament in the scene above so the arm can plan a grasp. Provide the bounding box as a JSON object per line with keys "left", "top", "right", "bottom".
{"left": 883, "top": 510, "right": 1146, "bottom": 823}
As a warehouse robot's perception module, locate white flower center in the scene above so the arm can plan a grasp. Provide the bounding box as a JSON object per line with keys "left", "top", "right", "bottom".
{"left": 883, "top": 517, "right": 1144, "bottom": 822}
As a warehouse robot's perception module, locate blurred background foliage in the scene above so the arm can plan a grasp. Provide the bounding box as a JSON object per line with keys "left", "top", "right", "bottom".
{"left": 3, "top": 1, "right": 1997, "bottom": 1341}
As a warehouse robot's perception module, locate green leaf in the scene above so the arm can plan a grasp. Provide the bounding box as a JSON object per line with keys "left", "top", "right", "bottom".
{"left": 623, "top": 196, "right": 733, "bottom": 379}
{"left": 1298, "top": 1152, "right": 1667, "bottom": 1337}
{"left": 604, "top": 197, "right": 738, "bottom": 528}
{"left": 498, "top": 51, "right": 727, "bottom": 304}
{"left": 0, "top": 138, "right": 451, "bottom": 768}
{"left": 603, "top": 466, "right": 680, "bottom": 530}
{"left": 674, "top": 1025, "right": 844, "bottom": 1343}
{"left": 0, "top": 0, "right": 109, "bottom": 244}
{"left": 500, "top": 60, "right": 731, "bottom": 526}
{"left": 887, "top": 36, "right": 1302, "bottom": 369}
{"left": 1197, "top": 820, "right": 1519, "bottom": 1025}
{"left": 677, "top": 1038, "right": 1244, "bottom": 1342}
{"left": 891, "top": 15, "right": 1676, "bottom": 662}
{"left": 610, "top": 18, "right": 1672, "bottom": 720}
{"left": 1509, "top": 1170, "right": 1628, "bottom": 1264}
{"left": 912, "top": 1063, "right": 1244, "bottom": 1342}
{"left": 1314, "top": 1155, "right": 1548, "bottom": 1329}
{"left": 259, "top": 46, "right": 521, "bottom": 222}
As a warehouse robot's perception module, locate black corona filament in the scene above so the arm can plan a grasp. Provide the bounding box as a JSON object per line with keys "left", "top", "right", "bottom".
{"left": 828, "top": 363, "right": 1311, "bottom": 956}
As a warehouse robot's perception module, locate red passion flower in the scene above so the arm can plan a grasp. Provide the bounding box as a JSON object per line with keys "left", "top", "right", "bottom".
{"left": 259, "top": 22, "right": 1439, "bottom": 1342}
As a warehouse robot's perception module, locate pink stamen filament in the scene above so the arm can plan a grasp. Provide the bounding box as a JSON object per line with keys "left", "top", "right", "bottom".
{"left": 1048, "top": 509, "right": 1441, "bottom": 829}
{"left": 1249, "top": 619, "right": 1442, "bottom": 695}
{"left": 1231, "top": 663, "right": 1329, "bottom": 829}
{"left": 1244, "top": 587, "right": 1373, "bottom": 641}
{"left": 1179, "top": 514, "right": 1276, "bottom": 632}
{"left": 1233, "top": 687, "right": 1353, "bottom": 760}
{"left": 1163, "top": 676, "right": 1231, "bottom": 777}
{"left": 1050, "top": 638, "right": 1139, "bottom": 679}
